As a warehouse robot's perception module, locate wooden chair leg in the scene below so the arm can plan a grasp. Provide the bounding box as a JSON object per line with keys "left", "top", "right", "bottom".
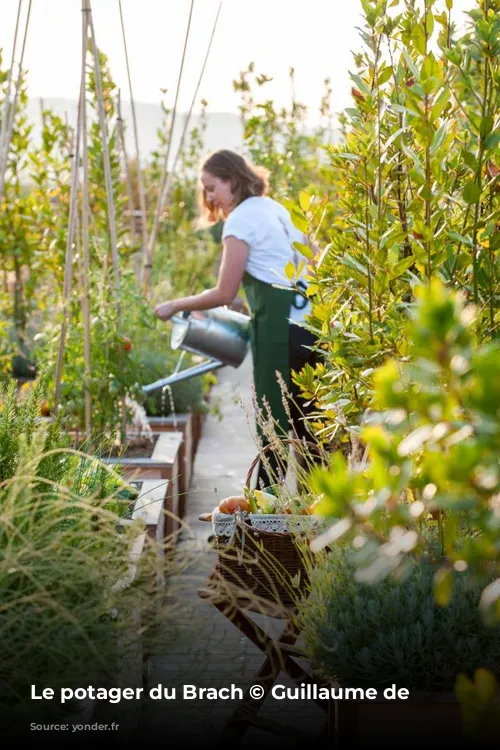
{"left": 199, "top": 569, "right": 328, "bottom": 745}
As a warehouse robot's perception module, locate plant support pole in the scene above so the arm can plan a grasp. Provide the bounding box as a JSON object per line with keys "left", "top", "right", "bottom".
{"left": 54, "top": 80, "right": 84, "bottom": 411}
{"left": 117, "top": 89, "right": 137, "bottom": 242}
{"left": 118, "top": 0, "right": 149, "bottom": 256}
{"left": 0, "top": 0, "right": 23, "bottom": 186}
{"left": 159, "top": 2, "right": 223, "bottom": 217}
{"left": 143, "top": 0, "right": 195, "bottom": 295}
{"left": 0, "top": 0, "right": 33, "bottom": 200}
{"left": 81, "top": 3, "right": 92, "bottom": 434}
{"left": 85, "top": 0, "right": 121, "bottom": 308}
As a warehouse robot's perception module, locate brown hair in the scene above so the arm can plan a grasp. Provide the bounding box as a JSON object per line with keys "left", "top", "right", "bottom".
{"left": 197, "top": 149, "right": 270, "bottom": 225}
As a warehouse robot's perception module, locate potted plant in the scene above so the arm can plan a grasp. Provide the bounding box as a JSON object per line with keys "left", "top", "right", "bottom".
{"left": 302, "top": 281, "right": 500, "bottom": 743}
{"left": 299, "top": 541, "right": 500, "bottom": 743}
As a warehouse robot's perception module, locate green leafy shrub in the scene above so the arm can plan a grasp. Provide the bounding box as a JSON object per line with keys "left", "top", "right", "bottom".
{"left": 300, "top": 543, "right": 500, "bottom": 693}
{"left": 0, "top": 377, "right": 70, "bottom": 487}
{"left": 309, "top": 280, "right": 499, "bottom": 621}
{"left": 289, "top": 0, "right": 500, "bottom": 454}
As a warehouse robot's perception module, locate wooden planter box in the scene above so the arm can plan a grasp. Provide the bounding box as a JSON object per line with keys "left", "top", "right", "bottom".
{"left": 87, "top": 492, "right": 159, "bottom": 734}
{"left": 332, "top": 691, "right": 467, "bottom": 743}
{"left": 146, "top": 414, "right": 193, "bottom": 518}
{"left": 103, "top": 431, "right": 183, "bottom": 538}
{"left": 129, "top": 478, "right": 167, "bottom": 554}
{"left": 191, "top": 408, "right": 207, "bottom": 461}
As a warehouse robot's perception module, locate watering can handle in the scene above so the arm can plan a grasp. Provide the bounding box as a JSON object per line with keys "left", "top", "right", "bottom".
{"left": 171, "top": 310, "right": 191, "bottom": 325}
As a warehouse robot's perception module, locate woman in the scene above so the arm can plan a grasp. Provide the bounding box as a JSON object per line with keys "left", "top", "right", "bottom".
{"left": 155, "top": 149, "right": 320, "bottom": 489}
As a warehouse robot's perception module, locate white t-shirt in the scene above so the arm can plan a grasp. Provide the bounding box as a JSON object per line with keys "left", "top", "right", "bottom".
{"left": 221, "top": 196, "right": 312, "bottom": 324}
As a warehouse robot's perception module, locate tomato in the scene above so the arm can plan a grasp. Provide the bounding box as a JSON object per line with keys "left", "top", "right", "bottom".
{"left": 115, "top": 335, "right": 132, "bottom": 353}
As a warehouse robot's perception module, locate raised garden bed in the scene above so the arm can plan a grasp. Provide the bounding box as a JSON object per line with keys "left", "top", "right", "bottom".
{"left": 102, "top": 431, "right": 184, "bottom": 538}
{"left": 146, "top": 414, "right": 193, "bottom": 518}
{"left": 129, "top": 478, "right": 168, "bottom": 555}
{"left": 190, "top": 408, "right": 206, "bottom": 460}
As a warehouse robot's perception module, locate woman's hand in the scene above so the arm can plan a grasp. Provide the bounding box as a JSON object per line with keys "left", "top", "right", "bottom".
{"left": 154, "top": 300, "right": 179, "bottom": 321}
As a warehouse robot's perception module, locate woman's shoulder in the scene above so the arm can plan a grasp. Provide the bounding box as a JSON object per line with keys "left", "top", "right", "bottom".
{"left": 238, "top": 195, "right": 286, "bottom": 214}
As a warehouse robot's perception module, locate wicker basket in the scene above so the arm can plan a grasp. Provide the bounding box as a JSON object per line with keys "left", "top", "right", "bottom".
{"left": 213, "top": 439, "right": 319, "bottom": 609}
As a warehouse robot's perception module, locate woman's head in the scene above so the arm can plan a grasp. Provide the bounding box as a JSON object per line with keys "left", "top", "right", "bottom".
{"left": 198, "top": 150, "right": 269, "bottom": 223}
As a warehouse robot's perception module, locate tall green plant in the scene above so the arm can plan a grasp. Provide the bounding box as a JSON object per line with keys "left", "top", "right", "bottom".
{"left": 309, "top": 280, "right": 500, "bottom": 624}
{"left": 290, "top": 0, "right": 499, "bottom": 455}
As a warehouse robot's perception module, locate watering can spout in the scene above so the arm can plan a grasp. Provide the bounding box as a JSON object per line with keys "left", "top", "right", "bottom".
{"left": 142, "top": 358, "right": 225, "bottom": 394}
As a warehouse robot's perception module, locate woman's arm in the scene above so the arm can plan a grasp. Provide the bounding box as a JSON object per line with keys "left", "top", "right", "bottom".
{"left": 155, "top": 236, "right": 249, "bottom": 321}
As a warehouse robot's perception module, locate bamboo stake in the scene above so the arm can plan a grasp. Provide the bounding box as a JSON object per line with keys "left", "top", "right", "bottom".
{"left": 81, "top": 7, "right": 92, "bottom": 435}
{"left": 143, "top": 0, "right": 195, "bottom": 295}
{"left": 118, "top": 0, "right": 149, "bottom": 256}
{"left": 116, "top": 88, "right": 137, "bottom": 242}
{"left": 85, "top": 0, "right": 121, "bottom": 307}
{"left": 54, "top": 82, "right": 84, "bottom": 411}
{"left": 0, "top": 0, "right": 33, "bottom": 200}
{"left": 0, "top": 0, "right": 23, "bottom": 182}
{"left": 158, "top": 2, "right": 223, "bottom": 221}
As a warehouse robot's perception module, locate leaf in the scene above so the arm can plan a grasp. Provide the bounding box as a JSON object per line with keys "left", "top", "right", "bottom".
{"left": 426, "top": 12, "right": 435, "bottom": 37}
{"left": 463, "top": 150, "right": 479, "bottom": 172}
{"left": 422, "top": 52, "right": 438, "bottom": 81}
{"left": 474, "top": 668, "right": 498, "bottom": 702}
{"left": 397, "top": 424, "right": 433, "bottom": 455}
{"left": 290, "top": 211, "right": 309, "bottom": 234}
{"left": 293, "top": 241, "right": 314, "bottom": 260}
{"left": 402, "top": 49, "right": 420, "bottom": 79}
{"left": 430, "top": 88, "right": 450, "bottom": 122}
{"left": 431, "top": 122, "right": 448, "bottom": 153}
{"left": 480, "top": 115, "right": 494, "bottom": 138}
{"left": 335, "top": 152, "right": 361, "bottom": 161}
{"left": 340, "top": 253, "right": 368, "bottom": 277}
{"left": 455, "top": 673, "right": 475, "bottom": 704}
{"left": 377, "top": 66, "right": 393, "bottom": 86}
{"left": 434, "top": 567, "right": 453, "bottom": 607}
{"left": 411, "top": 24, "right": 427, "bottom": 55}
{"left": 285, "top": 261, "right": 296, "bottom": 281}
{"left": 479, "top": 578, "right": 500, "bottom": 626}
{"left": 390, "top": 256, "right": 416, "bottom": 277}
{"left": 448, "top": 230, "right": 472, "bottom": 247}
{"left": 463, "top": 181, "right": 481, "bottom": 204}
{"left": 299, "top": 191, "right": 312, "bottom": 212}
{"left": 384, "top": 125, "right": 409, "bottom": 151}
{"left": 484, "top": 130, "right": 500, "bottom": 150}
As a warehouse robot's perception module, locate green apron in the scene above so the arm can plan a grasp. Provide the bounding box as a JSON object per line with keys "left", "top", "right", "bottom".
{"left": 242, "top": 272, "right": 294, "bottom": 441}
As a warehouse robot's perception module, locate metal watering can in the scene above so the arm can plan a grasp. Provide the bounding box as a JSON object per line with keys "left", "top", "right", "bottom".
{"left": 142, "top": 306, "right": 251, "bottom": 394}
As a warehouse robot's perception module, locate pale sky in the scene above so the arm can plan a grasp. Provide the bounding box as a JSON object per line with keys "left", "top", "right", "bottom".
{"left": 0, "top": 0, "right": 473, "bottom": 121}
